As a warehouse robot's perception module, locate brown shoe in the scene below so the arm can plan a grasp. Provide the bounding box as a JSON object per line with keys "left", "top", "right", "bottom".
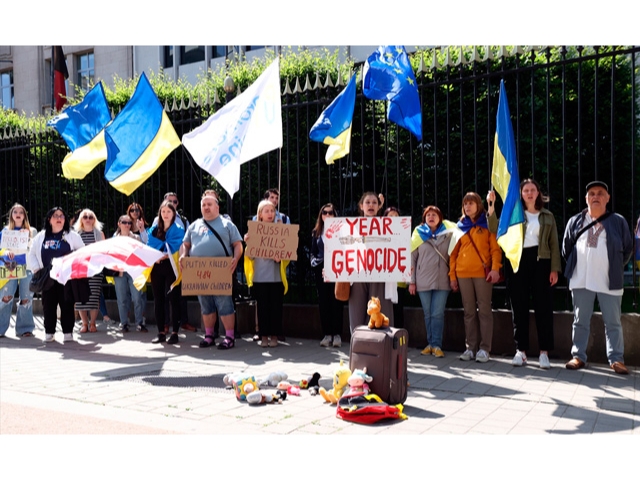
{"left": 611, "top": 362, "right": 629, "bottom": 375}
{"left": 565, "top": 358, "right": 585, "bottom": 370}
{"left": 181, "top": 323, "right": 197, "bottom": 332}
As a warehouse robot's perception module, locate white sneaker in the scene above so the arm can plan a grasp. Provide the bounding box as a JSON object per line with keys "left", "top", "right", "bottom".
{"left": 44, "top": 333, "right": 55, "bottom": 343}
{"left": 63, "top": 333, "right": 74, "bottom": 343}
{"left": 539, "top": 352, "right": 551, "bottom": 369}
{"left": 475, "top": 349, "right": 490, "bottom": 363}
{"left": 332, "top": 335, "right": 342, "bottom": 347}
{"left": 459, "top": 349, "right": 475, "bottom": 361}
{"left": 512, "top": 350, "right": 527, "bottom": 366}
{"left": 320, "top": 335, "right": 332, "bottom": 347}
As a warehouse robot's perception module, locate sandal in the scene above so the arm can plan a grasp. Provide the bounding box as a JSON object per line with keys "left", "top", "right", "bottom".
{"left": 89, "top": 323, "right": 97, "bottom": 333}
{"left": 217, "top": 337, "right": 235, "bottom": 350}
{"left": 199, "top": 335, "right": 215, "bottom": 348}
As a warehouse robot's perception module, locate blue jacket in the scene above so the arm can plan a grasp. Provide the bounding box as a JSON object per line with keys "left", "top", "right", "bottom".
{"left": 562, "top": 210, "right": 632, "bottom": 290}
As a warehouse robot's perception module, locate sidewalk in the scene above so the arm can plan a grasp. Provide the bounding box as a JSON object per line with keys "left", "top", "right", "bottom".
{"left": 1, "top": 314, "right": 639, "bottom": 436}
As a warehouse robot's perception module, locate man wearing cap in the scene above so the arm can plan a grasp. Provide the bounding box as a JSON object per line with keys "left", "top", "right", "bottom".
{"left": 562, "top": 180, "right": 632, "bottom": 374}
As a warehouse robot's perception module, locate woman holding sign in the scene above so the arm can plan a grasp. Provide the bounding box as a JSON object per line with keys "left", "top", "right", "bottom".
{"left": 449, "top": 192, "right": 502, "bottom": 363}
{"left": 244, "top": 200, "right": 289, "bottom": 348}
{"left": 0, "top": 204, "right": 38, "bottom": 337}
{"left": 348, "top": 192, "right": 395, "bottom": 333}
{"left": 311, "top": 203, "right": 343, "bottom": 348}
{"left": 147, "top": 200, "right": 184, "bottom": 344}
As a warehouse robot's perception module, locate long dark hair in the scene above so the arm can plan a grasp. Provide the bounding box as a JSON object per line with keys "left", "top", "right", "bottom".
{"left": 312, "top": 203, "right": 337, "bottom": 238}
{"left": 44, "top": 207, "right": 70, "bottom": 235}
{"left": 520, "top": 178, "right": 549, "bottom": 211}
{"left": 127, "top": 202, "right": 147, "bottom": 228}
{"left": 154, "top": 201, "right": 176, "bottom": 240}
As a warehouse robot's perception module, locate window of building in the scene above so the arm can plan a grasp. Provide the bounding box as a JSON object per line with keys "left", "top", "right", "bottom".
{"left": 245, "top": 46, "right": 264, "bottom": 52}
{"left": 76, "top": 52, "right": 94, "bottom": 92}
{"left": 179, "top": 46, "right": 204, "bottom": 65}
{"left": 213, "top": 46, "right": 227, "bottom": 59}
{"left": 0, "top": 70, "right": 14, "bottom": 109}
{"left": 163, "top": 46, "right": 173, "bottom": 68}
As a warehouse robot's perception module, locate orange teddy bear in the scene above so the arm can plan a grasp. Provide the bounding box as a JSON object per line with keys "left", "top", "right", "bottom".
{"left": 367, "top": 296, "right": 389, "bottom": 329}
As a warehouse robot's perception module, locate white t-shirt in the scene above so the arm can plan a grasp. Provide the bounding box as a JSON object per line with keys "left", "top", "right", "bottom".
{"left": 523, "top": 211, "right": 540, "bottom": 248}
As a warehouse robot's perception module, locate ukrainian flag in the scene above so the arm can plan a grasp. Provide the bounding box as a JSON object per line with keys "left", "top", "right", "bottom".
{"left": 104, "top": 73, "right": 181, "bottom": 196}
{"left": 47, "top": 82, "right": 111, "bottom": 179}
{"left": 309, "top": 73, "right": 357, "bottom": 164}
{"left": 491, "top": 80, "right": 525, "bottom": 272}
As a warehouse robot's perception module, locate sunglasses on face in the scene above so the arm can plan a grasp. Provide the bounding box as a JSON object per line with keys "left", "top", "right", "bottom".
{"left": 52, "top": 214, "right": 65, "bottom": 219}
{"left": 83, "top": 215, "right": 94, "bottom": 220}
{"left": 120, "top": 221, "right": 132, "bottom": 225}
{"left": 168, "top": 200, "right": 178, "bottom": 205}
{"left": 322, "top": 210, "right": 335, "bottom": 216}
{"left": 130, "top": 208, "right": 140, "bottom": 213}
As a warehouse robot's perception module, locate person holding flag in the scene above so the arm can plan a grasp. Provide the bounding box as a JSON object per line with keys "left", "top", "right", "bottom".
{"left": 487, "top": 179, "right": 561, "bottom": 369}
{"left": 146, "top": 200, "right": 184, "bottom": 344}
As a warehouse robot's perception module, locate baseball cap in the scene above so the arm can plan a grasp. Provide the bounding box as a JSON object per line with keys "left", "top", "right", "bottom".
{"left": 585, "top": 180, "right": 608, "bottom": 193}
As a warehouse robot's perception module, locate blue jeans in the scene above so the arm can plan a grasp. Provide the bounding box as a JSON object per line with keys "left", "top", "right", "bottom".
{"left": 570, "top": 288, "right": 624, "bottom": 364}
{"left": 113, "top": 273, "right": 144, "bottom": 326}
{"left": 0, "top": 272, "right": 34, "bottom": 336}
{"left": 417, "top": 289, "right": 449, "bottom": 349}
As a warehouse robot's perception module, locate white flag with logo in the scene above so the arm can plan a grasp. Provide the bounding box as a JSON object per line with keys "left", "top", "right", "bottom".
{"left": 183, "top": 59, "right": 282, "bottom": 197}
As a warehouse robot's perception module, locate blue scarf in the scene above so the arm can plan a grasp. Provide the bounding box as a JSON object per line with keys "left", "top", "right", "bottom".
{"left": 416, "top": 222, "right": 447, "bottom": 242}
{"left": 457, "top": 215, "right": 488, "bottom": 234}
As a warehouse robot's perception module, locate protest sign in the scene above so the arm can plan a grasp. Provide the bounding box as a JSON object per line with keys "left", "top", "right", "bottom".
{"left": 245, "top": 221, "right": 299, "bottom": 261}
{"left": 0, "top": 230, "right": 30, "bottom": 252}
{"left": 323, "top": 216, "right": 412, "bottom": 282}
{"left": 0, "top": 253, "right": 27, "bottom": 280}
{"left": 181, "top": 257, "right": 232, "bottom": 295}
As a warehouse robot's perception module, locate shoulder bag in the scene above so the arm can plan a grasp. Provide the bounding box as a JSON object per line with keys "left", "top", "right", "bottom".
{"left": 466, "top": 230, "right": 505, "bottom": 284}
{"left": 29, "top": 264, "right": 55, "bottom": 293}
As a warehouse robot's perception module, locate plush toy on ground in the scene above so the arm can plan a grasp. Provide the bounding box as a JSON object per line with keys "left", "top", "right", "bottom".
{"left": 319, "top": 360, "right": 352, "bottom": 404}
{"left": 300, "top": 372, "right": 321, "bottom": 395}
{"left": 247, "top": 390, "right": 287, "bottom": 405}
{"left": 367, "top": 296, "right": 389, "bottom": 329}
{"left": 343, "top": 368, "right": 373, "bottom": 397}
{"left": 258, "top": 371, "right": 288, "bottom": 387}
{"left": 276, "top": 381, "right": 300, "bottom": 396}
{"left": 224, "top": 373, "right": 259, "bottom": 402}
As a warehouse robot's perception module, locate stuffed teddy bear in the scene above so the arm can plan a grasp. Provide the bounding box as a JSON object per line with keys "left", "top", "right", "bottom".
{"left": 343, "top": 368, "right": 373, "bottom": 398}
{"left": 258, "top": 371, "right": 288, "bottom": 387}
{"left": 319, "top": 359, "right": 352, "bottom": 404}
{"left": 367, "top": 296, "right": 389, "bottom": 329}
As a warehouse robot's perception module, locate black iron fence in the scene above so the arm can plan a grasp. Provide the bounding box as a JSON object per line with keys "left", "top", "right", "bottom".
{"left": 2, "top": 46, "right": 639, "bottom": 308}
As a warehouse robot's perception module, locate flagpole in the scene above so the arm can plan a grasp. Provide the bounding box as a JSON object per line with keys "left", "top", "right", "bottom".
{"left": 51, "top": 46, "right": 54, "bottom": 111}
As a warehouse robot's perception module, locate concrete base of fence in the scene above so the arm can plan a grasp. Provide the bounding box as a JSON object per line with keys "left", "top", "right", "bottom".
{"left": 31, "top": 299, "right": 640, "bottom": 367}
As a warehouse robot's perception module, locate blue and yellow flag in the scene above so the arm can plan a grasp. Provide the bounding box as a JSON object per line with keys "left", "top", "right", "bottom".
{"left": 104, "top": 73, "right": 181, "bottom": 195}
{"left": 491, "top": 80, "right": 525, "bottom": 272}
{"left": 363, "top": 46, "right": 422, "bottom": 141}
{"left": 47, "top": 82, "right": 111, "bottom": 179}
{"left": 309, "top": 73, "right": 357, "bottom": 164}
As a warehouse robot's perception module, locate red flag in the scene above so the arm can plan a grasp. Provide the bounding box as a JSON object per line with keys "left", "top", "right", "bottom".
{"left": 53, "top": 46, "right": 69, "bottom": 111}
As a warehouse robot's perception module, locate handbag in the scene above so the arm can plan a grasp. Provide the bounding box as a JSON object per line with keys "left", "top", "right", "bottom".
{"left": 466, "top": 231, "right": 505, "bottom": 284}
{"left": 29, "top": 264, "right": 55, "bottom": 293}
{"left": 335, "top": 282, "right": 350, "bottom": 301}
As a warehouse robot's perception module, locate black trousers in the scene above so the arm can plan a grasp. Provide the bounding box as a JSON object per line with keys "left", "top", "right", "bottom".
{"left": 42, "top": 282, "right": 75, "bottom": 334}
{"left": 507, "top": 246, "right": 555, "bottom": 352}
{"left": 151, "top": 259, "right": 181, "bottom": 334}
{"left": 313, "top": 266, "right": 344, "bottom": 336}
{"left": 253, "top": 282, "right": 284, "bottom": 337}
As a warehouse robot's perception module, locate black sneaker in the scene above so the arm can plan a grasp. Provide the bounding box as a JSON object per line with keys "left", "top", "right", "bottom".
{"left": 151, "top": 333, "right": 166, "bottom": 344}
{"left": 167, "top": 333, "right": 179, "bottom": 345}
{"left": 136, "top": 324, "right": 148, "bottom": 332}
{"left": 121, "top": 324, "right": 129, "bottom": 333}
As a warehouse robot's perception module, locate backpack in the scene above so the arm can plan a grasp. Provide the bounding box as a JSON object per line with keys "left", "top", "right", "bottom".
{"left": 336, "top": 393, "right": 408, "bottom": 424}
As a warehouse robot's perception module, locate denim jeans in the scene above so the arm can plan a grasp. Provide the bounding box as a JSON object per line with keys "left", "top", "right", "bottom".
{"left": 113, "top": 273, "right": 144, "bottom": 326}
{"left": 417, "top": 289, "right": 449, "bottom": 349}
{"left": 570, "top": 288, "right": 624, "bottom": 364}
{"left": 0, "top": 272, "right": 34, "bottom": 336}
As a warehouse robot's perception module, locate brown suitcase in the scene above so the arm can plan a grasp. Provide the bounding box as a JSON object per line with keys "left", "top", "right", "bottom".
{"left": 349, "top": 326, "right": 408, "bottom": 404}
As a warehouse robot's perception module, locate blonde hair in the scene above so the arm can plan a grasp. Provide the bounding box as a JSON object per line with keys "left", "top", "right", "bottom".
{"left": 256, "top": 199, "right": 277, "bottom": 222}
{"left": 73, "top": 208, "right": 103, "bottom": 232}
{"left": 6, "top": 203, "right": 33, "bottom": 236}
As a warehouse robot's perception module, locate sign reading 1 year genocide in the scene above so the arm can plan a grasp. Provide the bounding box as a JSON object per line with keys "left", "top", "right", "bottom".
{"left": 323, "top": 216, "right": 412, "bottom": 283}
{"left": 245, "top": 221, "right": 299, "bottom": 261}
{"left": 181, "top": 257, "right": 232, "bottom": 295}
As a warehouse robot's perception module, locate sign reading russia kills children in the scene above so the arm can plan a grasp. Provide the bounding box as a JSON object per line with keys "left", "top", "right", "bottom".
{"left": 245, "top": 221, "right": 299, "bottom": 261}
{"left": 323, "top": 216, "right": 412, "bottom": 283}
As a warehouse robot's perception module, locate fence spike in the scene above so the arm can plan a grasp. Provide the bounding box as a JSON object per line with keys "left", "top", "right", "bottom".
{"left": 336, "top": 69, "right": 344, "bottom": 87}
{"left": 455, "top": 46, "right": 467, "bottom": 66}
{"left": 513, "top": 45, "right": 524, "bottom": 56}
{"left": 417, "top": 52, "right": 427, "bottom": 74}
{"left": 313, "top": 72, "right": 322, "bottom": 90}
{"left": 283, "top": 78, "right": 293, "bottom": 95}
{"left": 482, "top": 46, "right": 494, "bottom": 61}
{"left": 212, "top": 88, "right": 220, "bottom": 105}
{"left": 179, "top": 97, "right": 187, "bottom": 110}
{"left": 444, "top": 46, "right": 453, "bottom": 66}
{"left": 304, "top": 74, "right": 313, "bottom": 92}
{"left": 323, "top": 72, "right": 334, "bottom": 88}
{"left": 430, "top": 48, "right": 441, "bottom": 69}
{"left": 470, "top": 46, "right": 481, "bottom": 63}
